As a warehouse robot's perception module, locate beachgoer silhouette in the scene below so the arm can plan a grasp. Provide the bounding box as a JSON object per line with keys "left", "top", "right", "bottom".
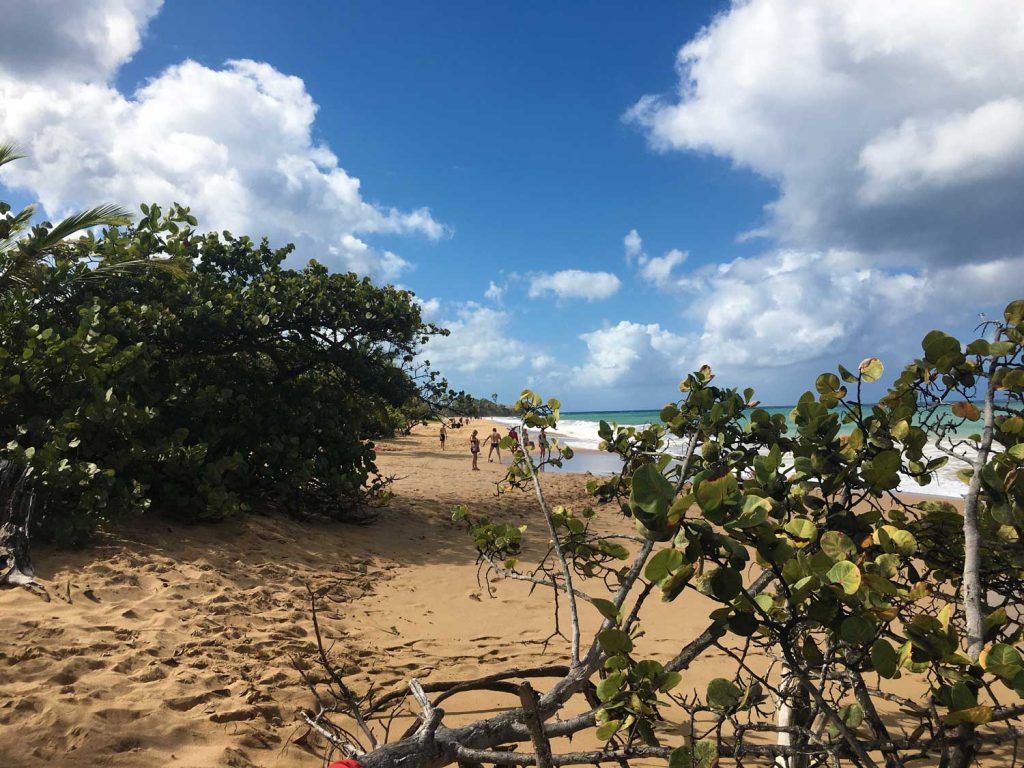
{"left": 487, "top": 428, "right": 501, "bottom": 463}
{"left": 439, "top": 423, "right": 447, "bottom": 451}
{"left": 470, "top": 430, "right": 480, "bottom": 470}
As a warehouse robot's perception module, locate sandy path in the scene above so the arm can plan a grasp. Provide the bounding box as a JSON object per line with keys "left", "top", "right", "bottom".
{"left": 0, "top": 422, "right": 632, "bottom": 766}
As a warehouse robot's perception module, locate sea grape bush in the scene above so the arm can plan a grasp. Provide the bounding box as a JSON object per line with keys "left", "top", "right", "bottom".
{"left": 318, "top": 301, "right": 1024, "bottom": 768}
{"left": 0, "top": 182, "right": 449, "bottom": 545}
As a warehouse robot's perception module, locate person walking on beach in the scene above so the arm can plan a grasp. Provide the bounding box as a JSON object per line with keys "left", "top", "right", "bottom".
{"left": 508, "top": 426, "right": 519, "bottom": 449}
{"left": 538, "top": 427, "right": 549, "bottom": 465}
{"left": 439, "top": 423, "right": 447, "bottom": 451}
{"left": 487, "top": 427, "right": 501, "bottom": 463}
{"left": 470, "top": 429, "right": 481, "bottom": 470}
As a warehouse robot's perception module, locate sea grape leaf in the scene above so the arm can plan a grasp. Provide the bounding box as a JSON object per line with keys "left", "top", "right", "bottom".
{"left": 710, "top": 566, "right": 743, "bottom": 601}
{"left": 827, "top": 561, "right": 862, "bottom": 595}
{"left": 596, "top": 672, "right": 625, "bottom": 702}
{"left": 706, "top": 678, "right": 741, "bottom": 711}
{"left": 591, "top": 598, "right": 621, "bottom": 623}
{"left": 630, "top": 463, "right": 675, "bottom": 521}
{"left": 820, "top": 530, "right": 856, "bottom": 561}
{"left": 597, "top": 628, "right": 633, "bottom": 654}
{"left": 952, "top": 401, "right": 981, "bottom": 421}
{"left": 840, "top": 615, "right": 875, "bottom": 645}
{"left": 871, "top": 639, "right": 899, "bottom": 678}
{"left": 982, "top": 643, "right": 1024, "bottom": 680}
{"left": 945, "top": 706, "right": 992, "bottom": 726}
{"left": 783, "top": 517, "right": 818, "bottom": 547}
{"left": 645, "top": 547, "right": 684, "bottom": 583}
{"left": 858, "top": 357, "right": 884, "bottom": 383}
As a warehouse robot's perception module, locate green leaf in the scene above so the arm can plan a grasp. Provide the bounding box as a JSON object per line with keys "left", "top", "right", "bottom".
{"left": 820, "top": 530, "right": 856, "bottom": 562}
{"left": 862, "top": 450, "right": 901, "bottom": 489}
{"left": 660, "top": 564, "right": 695, "bottom": 602}
{"left": 591, "top": 598, "right": 620, "bottom": 623}
{"left": 732, "top": 494, "right": 771, "bottom": 527}
{"left": 945, "top": 705, "right": 993, "bottom": 726}
{"left": 874, "top": 525, "right": 917, "bottom": 556}
{"left": 710, "top": 566, "right": 743, "bottom": 601}
{"left": 922, "top": 330, "right": 961, "bottom": 363}
{"left": 858, "top": 357, "right": 884, "bottom": 383}
{"left": 669, "top": 747, "right": 692, "bottom": 768}
{"left": 596, "top": 672, "right": 625, "bottom": 702}
{"left": 950, "top": 681, "right": 977, "bottom": 711}
{"left": 630, "top": 463, "right": 675, "bottom": 521}
{"left": 658, "top": 670, "right": 682, "bottom": 692}
{"left": 871, "top": 639, "right": 899, "bottom": 678}
{"left": 1005, "top": 299, "right": 1024, "bottom": 324}
{"left": 826, "top": 561, "right": 862, "bottom": 595}
{"left": 645, "top": 547, "right": 684, "bottom": 583}
{"left": 595, "top": 719, "right": 622, "bottom": 740}
{"left": 840, "top": 615, "right": 876, "bottom": 645}
{"left": 728, "top": 610, "right": 759, "bottom": 636}
{"left": 982, "top": 643, "right": 1023, "bottom": 680}
{"left": 597, "top": 628, "right": 633, "bottom": 654}
{"left": 695, "top": 474, "right": 737, "bottom": 513}
{"left": 692, "top": 739, "right": 717, "bottom": 768}
{"left": 706, "top": 678, "right": 741, "bottom": 711}
{"left": 839, "top": 702, "right": 864, "bottom": 728}
{"left": 783, "top": 516, "right": 818, "bottom": 547}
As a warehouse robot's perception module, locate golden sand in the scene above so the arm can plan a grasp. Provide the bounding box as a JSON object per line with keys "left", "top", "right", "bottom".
{"left": 0, "top": 421, "right": 980, "bottom": 767}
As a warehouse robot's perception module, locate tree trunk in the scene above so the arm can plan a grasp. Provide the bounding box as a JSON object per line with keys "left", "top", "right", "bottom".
{"left": 0, "top": 465, "right": 44, "bottom": 596}
{"left": 946, "top": 356, "right": 999, "bottom": 768}
{"left": 774, "top": 665, "right": 809, "bottom": 768}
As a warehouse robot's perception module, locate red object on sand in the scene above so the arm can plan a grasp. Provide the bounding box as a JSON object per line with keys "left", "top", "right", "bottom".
{"left": 328, "top": 761, "right": 363, "bottom": 768}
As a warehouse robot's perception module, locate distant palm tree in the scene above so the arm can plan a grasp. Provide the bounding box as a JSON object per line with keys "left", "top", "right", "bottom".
{"left": 492, "top": 392, "right": 498, "bottom": 403}
{"left": 0, "top": 142, "right": 133, "bottom": 297}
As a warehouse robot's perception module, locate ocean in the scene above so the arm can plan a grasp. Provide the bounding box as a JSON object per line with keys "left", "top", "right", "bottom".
{"left": 493, "top": 405, "right": 980, "bottom": 499}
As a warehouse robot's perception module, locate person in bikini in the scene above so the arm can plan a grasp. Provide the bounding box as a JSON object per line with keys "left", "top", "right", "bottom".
{"left": 470, "top": 429, "right": 481, "bottom": 470}
{"left": 487, "top": 427, "right": 501, "bottom": 464}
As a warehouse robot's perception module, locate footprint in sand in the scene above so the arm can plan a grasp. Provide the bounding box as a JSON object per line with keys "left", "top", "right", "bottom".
{"left": 164, "top": 688, "right": 230, "bottom": 711}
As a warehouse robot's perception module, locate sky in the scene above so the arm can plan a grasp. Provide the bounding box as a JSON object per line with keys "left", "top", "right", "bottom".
{"left": 2, "top": 1, "right": 1023, "bottom": 410}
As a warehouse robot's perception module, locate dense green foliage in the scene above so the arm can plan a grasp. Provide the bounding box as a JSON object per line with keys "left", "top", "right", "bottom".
{"left": 410, "top": 301, "right": 1024, "bottom": 768}
{"left": 1, "top": 193, "right": 447, "bottom": 545}
{"left": 443, "top": 392, "right": 517, "bottom": 417}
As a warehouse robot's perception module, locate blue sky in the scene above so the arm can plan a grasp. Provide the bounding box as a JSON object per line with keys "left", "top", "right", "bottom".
{"left": 2, "top": 1, "right": 1023, "bottom": 409}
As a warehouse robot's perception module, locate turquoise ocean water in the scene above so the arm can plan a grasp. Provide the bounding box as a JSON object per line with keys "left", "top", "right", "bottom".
{"left": 493, "top": 405, "right": 981, "bottom": 498}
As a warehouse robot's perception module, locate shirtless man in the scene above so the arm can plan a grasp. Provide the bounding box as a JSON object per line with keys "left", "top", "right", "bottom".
{"left": 439, "top": 423, "right": 447, "bottom": 451}
{"left": 487, "top": 427, "right": 502, "bottom": 464}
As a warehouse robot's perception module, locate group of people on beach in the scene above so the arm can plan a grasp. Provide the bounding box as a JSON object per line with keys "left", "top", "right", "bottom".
{"left": 463, "top": 425, "right": 550, "bottom": 471}
{"left": 437, "top": 417, "right": 472, "bottom": 452}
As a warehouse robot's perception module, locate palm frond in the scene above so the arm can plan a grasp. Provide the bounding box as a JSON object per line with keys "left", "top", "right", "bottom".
{"left": 0, "top": 142, "right": 25, "bottom": 168}
{"left": 82, "top": 257, "right": 190, "bottom": 282}
{"left": 28, "top": 203, "right": 132, "bottom": 252}
{"left": 6, "top": 204, "right": 37, "bottom": 237}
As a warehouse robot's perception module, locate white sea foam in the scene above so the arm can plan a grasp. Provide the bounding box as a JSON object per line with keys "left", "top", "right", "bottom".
{"left": 489, "top": 416, "right": 969, "bottom": 500}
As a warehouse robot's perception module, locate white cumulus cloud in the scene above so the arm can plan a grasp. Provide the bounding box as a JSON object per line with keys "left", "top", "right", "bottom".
{"left": 420, "top": 302, "right": 528, "bottom": 374}
{"left": 573, "top": 321, "right": 692, "bottom": 389}
{"left": 484, "top": 280, "right": 506, "bottom": 302}
{"left": 528, "top": 270, "right": 622, "bottom": 301}
{"left": 627, "top": 0, "right": 1024, "bottom": 264}
{"left": 0, "top": 2, "right": 444, "bottom": 283}
{"left": 623, "top": 229, "right": 689, "bottom": 288}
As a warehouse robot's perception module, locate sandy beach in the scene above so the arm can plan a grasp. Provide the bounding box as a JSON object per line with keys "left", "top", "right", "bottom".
{"left": 0, "top": 420, "right": 980, "bottom": 767}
